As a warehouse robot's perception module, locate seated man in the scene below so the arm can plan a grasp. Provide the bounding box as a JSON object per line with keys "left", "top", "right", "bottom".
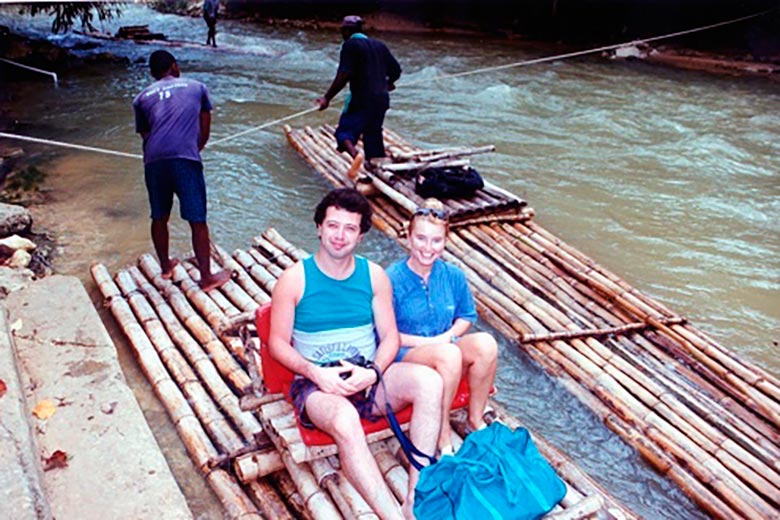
{"left": 269, "top": 188, "right": 442, "bottom": 519}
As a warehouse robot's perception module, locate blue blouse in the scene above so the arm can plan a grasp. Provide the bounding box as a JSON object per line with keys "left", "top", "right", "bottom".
{"left": 387, "top": 259, "right": 477, "bottom": 339}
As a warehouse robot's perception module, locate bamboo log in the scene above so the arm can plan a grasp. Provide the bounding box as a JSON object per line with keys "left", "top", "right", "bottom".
{"left": 278, "top": 450, "right": 341, "bottom": 520}
{"left": 182, "top": 261, "right": 243, "bottom": 318}
{"left": 213, "top": 244, "right": 270, "bottom": 304}
{"left": 390, "top": 144, "right": 495, "bottom": 162}
{"left": 234, "top": 450, "right": 286, "bottom": 483}
{"left": 379, "top": 158, "right": 470, "bottom": 172}
{"left": 252, "top": 235, "right": 295, "bottom": 270}
{"left": 310, "top": 458, "right": 379, "bottom": 520}
{"left": 115, "top": 269, "right": 247, "bottom": 454}
{"left": 206, "top": 468, "right": 263, "bottom": 519}
{"left": 263, "top": 227, "right": 308, "bottom": 262}
{"left": 271, "top": 470, "right": 314, "bottom": 520}
{"left": 234, "top": 249, "right": 279, "bottom": 292}
{"left": 130, "top": 264, "right": 265, "bottom": 442}
{"left": 471, "top": 223, "right": 633, "bottom": 326}
{"left": 92, "top": 265, "right": 220, "bottom": 473}
{"left": 244, "top": 478, "right": 296, "bottom": 520}
{"left": 138, "top": 254, "right": 252, "bottom": 393}
{"left": 369, "top": 441, "right": 408, "bottom": 503}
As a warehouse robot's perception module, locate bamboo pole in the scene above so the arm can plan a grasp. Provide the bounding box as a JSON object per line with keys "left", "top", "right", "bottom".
{"left": 115, "top": 269, "right": 247, "bottom": 455}
{"left": 138, "top": 254, "right": 252, "bottom": 393}
{"left": 470, "top": 223, "right": 634, "bottom": 327}
{"left": 278, "top": 450, "right": 341, "bottom": 520}
{"left": 244, "top": 478, "right": 296, "bottom": 520}
{"left": 271, "top": 470, "right": 314, "bottom": 520}
{"left": 213, "top": 244, "right": 269, "bottom": 305}
{"left": 262, "top": 227, "right": 308, "bottom": 262}
{"left": 126, "top": 267, "right": 265, "bottom": 445}
{"left": 92, "top": 264, "right": 220, "bottom": 472}
{"left": 92, "top": 264, "right": 263, "bottom": 519}
{"left": 252, "top": 235, "right": 295, "bottom": 270}
{"left": 234, "top": 450, "right": 286, "bottom": 483}
{"left": 234, "top": 249, "right": 279, "bottom": 293}
{"left": 182, "top": 261, "right": 243, "bottom": 318}
{"left": 206, "top": 469, "right": 263, "bottom": 519}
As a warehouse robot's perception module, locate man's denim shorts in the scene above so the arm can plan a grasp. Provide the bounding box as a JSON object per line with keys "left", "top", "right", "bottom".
{"left": 144, "top": 158, "right": 207, "bottom": 223}
{"left": 290, "top": 377, "right": 381, "bottom": 429}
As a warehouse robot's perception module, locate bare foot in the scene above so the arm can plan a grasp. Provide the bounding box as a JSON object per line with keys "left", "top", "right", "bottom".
{"left": 198, "top": 270, "right": 231, "bottom": 291}
{"left": 160, "top": 258, "right": 180, "bottom": 280}
{"left": 347, "top": 152, "right": 364, "bottom": 180}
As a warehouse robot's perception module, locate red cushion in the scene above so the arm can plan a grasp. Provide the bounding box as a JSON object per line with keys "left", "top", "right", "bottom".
{"left": 254, "top": 303, "right": 474, "bottom": 447}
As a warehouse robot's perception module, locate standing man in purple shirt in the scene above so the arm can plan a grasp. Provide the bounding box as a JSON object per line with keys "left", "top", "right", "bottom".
{"left": 133, "top": 50, "right": 229, "bottom": 290}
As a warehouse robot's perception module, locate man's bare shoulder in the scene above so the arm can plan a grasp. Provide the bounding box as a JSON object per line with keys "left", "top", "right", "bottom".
{"left": 367, "top": 260, "right": 391, "bottom": 291}
{"left": 273, "top": 260, "right": 305, "bottom": 299}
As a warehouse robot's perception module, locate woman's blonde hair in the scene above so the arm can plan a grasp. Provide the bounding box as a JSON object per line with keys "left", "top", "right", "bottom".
{"left": 409, "top": 198, "right": 449, "bottom": 234}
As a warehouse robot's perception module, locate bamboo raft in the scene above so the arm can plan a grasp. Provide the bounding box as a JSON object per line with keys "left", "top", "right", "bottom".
{"left": 284, "top": 124, "right": 780, "bottom": 519}
{"left": 92, "top": 234, "right": 635, "bottom": 519}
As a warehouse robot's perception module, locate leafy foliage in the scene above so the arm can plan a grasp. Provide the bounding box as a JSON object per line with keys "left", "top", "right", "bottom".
{"left": 19, "top": 2, "right": 123, "bottom": 34}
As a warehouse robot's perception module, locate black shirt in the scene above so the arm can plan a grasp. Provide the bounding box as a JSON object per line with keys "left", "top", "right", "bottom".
{"left": 338, "top": 36, "right": 401, "bottom": 109}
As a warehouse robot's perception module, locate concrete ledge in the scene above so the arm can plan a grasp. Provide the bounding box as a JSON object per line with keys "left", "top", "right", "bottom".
{"left": 0, "top": 309, "right": 50, "bottom": 520}
{"left": 5, "top": 275, "right": 192, "bottom": 520}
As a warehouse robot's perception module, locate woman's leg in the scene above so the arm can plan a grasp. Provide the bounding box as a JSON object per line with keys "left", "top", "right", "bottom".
{"left": 457, "top": 332, "right": 498, "bottom": 430}
{"left": 400, "top": 344, "right": 462, "bottom": 449}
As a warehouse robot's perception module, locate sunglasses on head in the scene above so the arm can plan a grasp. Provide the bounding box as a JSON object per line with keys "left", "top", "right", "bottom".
{"left": 413, "top": 207, "right": 449, "bottom": 220}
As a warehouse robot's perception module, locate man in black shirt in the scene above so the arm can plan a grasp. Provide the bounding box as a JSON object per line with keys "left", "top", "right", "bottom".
{"left": 317, "top": 16, "right": 402, "bottom": 175}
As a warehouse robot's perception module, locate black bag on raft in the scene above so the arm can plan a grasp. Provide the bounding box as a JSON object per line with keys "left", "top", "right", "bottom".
{"left": 414, "top": 167, "right": 485, "bottom": 200}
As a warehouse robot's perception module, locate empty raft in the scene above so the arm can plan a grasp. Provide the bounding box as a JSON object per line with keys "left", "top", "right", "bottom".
{"left": 92, "top": 231, "right": 635, "bottom": 519}
{"left": 284, "top": 123, "right": 780, "bottom": 519}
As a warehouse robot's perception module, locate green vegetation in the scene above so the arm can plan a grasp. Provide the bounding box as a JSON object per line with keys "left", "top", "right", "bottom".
{"left": 1, "top": 166, "right": 48, "bottom": 204}
{"left": 18, "top": 2, "right": 123, "bottom": 33}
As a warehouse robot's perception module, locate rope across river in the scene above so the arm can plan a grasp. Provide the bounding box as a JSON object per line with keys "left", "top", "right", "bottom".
{"left": 0, "top": 8, "right": 774, "bottom": 159}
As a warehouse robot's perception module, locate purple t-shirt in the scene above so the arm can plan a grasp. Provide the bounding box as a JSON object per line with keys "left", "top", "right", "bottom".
{"left": 133, "top": 75, "right": 212, "bottom": 165}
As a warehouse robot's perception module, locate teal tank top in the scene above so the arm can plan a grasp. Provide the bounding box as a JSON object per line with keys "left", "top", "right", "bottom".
{"left": 292, "top": 255, "right": 376, "bottom": 364}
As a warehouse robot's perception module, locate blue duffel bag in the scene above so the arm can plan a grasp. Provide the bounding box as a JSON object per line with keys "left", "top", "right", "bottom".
{"left": 414, "top": 422, "right": 566, "bottom": 519}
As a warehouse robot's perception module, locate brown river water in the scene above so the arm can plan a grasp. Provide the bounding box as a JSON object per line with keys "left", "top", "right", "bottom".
{"left": 2, "top": 4, "right": 778, "bottom": 519}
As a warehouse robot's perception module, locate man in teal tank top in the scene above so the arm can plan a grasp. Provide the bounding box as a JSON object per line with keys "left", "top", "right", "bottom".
{"left": 270, "top": 188, "right": 442, "bottom": 519}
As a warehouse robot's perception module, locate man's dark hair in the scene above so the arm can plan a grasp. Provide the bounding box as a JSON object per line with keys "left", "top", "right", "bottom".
{"left": 314, "top": 188, "right": 373, "bottom": 234}
{"left": 149, "top": 50, "right": 176, "bottom": 80}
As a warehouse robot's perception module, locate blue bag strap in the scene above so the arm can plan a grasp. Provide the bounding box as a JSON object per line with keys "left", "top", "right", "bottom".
{"left": 370, "top": 363, "right": 436, "bottom": 471}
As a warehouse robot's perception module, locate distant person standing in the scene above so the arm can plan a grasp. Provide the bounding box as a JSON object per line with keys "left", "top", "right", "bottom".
{"left": 203, "top": 0, "right": 219, "bottom": 47}
{"left": 316, "top": 15, "right": 401, "bottom": 176}
{"left": 133, "top": 50, "right": 229, "bottom": 290}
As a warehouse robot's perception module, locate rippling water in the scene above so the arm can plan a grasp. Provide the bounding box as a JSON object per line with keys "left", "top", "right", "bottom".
{"left": 2, "top": 4, "right": 778, "bottom": 518}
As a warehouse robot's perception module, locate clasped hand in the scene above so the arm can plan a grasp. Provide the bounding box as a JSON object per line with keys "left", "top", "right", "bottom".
{"left": 313, "top": 359, "right": 376, "bottom": 396}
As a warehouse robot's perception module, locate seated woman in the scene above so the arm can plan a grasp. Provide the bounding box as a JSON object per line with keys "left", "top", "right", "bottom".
{"left": 387, "top": 199, "right": 498, "bottom": 455}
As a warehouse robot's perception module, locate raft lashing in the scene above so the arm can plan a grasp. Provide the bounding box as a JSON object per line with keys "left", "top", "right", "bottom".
{"left": 92, "top": 233, "right": 635, "bottom": 519}
{"left": 284, "top": 124, "right": 780, "bottom": 519}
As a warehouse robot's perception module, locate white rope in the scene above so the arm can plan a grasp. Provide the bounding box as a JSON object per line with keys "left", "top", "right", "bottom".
{"left": 0, "top": 58, "right": 58, "bottom": 86}
{"left": 208, "top": 106, "right": 319, "bottom": 146}
{"left": 0, "top": 132, "right": 142, "bottom": 159}
{"left": 399, "top": 8, "right": 776, "bottom": 87}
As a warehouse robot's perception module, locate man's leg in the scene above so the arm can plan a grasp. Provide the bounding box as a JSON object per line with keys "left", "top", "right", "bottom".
{"left": 306, "top": 392, "right": 404, "bottom": 520}
{"left": 457, "top": 332, "right": 498, "bottom": 430}
{"left": 362, "top": 102, "right": 389, "bottom": 163}
{"left": 190, "top": 221, "right": 230, "bottom": 290}
{"left": 379, "top": 363, "right": 443, "bottom": 518}
{"left": 151, "top": 215, "right": 177, "bottom": 276}
{"left": 145, "top": 160, "right": 177, "bottom": 277}
{"left": 174, "top": 159, "right": 229, "bottom": 291}
{"left": 335, "top": 112, "right": 365, "bottom": 179}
